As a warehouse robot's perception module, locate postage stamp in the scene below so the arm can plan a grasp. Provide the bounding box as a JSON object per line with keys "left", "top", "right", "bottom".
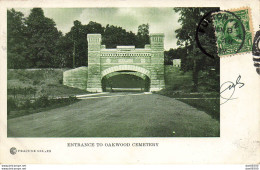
{"left": 212, "top": 7, "right": 253, "bottom": 57}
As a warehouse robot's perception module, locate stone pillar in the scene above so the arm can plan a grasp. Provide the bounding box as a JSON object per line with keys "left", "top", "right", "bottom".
{"left": 150, "top": 33, "right": 165, "bottom": 91}
{"left": 87, "top": 34, "right": 102, "bottom": 92}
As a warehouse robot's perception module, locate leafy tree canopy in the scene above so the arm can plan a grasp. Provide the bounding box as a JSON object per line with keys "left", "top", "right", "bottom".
{"left": 173, "top": 7, "right": 220, "bottom": 91}
{"left": 7, "top": 8, "right": 150, "bottom": 69}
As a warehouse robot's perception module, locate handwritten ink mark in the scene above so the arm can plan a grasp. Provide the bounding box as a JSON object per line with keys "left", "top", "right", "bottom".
{"left": 220, "top": 75, "right": 245, "bottom": 105}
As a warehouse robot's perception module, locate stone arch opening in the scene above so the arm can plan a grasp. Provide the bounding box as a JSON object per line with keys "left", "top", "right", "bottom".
{"left": 101, "top": 72, "right": 150, "bottom": 92}
{"left": 101, "top": 67, "right": 150, "bottom": 92}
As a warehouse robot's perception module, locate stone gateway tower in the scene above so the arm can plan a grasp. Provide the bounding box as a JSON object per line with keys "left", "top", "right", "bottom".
{"left": 87, "top": 34, "right": 102, "bottom": 92}
{"left": 63, "top": 33, "right": 165, "bottom": 92}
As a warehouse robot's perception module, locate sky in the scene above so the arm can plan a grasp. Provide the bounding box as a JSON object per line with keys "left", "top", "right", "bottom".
{"left": 16, "top": 8, "right": 181, "bottom": 50}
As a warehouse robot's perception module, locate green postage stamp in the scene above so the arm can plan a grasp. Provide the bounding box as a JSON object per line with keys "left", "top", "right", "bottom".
{"left": 212, "top": 7, "right": 253, "bottom": 57}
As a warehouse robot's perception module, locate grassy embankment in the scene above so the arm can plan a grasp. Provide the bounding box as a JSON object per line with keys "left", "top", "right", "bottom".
{"left": 7, "top": 69, "right": 88, "bottom": 119}
{"left": 157, "top": 66, "right": 220, "bottom": 120}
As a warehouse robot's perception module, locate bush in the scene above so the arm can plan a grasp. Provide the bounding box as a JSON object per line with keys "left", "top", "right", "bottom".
{"left": 58, "top": 78, "right": 63, "bottom": 84}
{"left": 33, "top": 80, "right": 40, "bottom": 85}
{"left": 199, "top": 70, "right": 220, "bottom": 92}
{"left": 7, "top": 98, "right": 17, "bottom": 115}
{"left": 68, "top": 96, "right": 77, "bottom": 102}
{"left": 22, "top": 99, "right": 32, "bottom": 109}
{"left": 34, "top": 95, "right": 49, "bottom": 108}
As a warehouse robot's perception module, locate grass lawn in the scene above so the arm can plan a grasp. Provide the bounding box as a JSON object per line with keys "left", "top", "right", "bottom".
{"left": 176, "top": 93, "right": 219, "bottom": 120}
{"left": 156, "top": 91, "right": 220, "bottom": 120}
{"left": 160, "top": 66, "right": 220, "bottom": 120}
{"left": 7, "top": 69, "right": 88, "bottom": 119}
{"left": 8, "top": 69, "right": 88, "bottom": 98}
{"left": 7, "top": 97, "right": 80, "bottom": 119}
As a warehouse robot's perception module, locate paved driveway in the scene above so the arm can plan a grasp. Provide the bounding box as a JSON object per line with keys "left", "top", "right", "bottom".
{"left": 8, "top": 93, "right": 220, "bottom": 137}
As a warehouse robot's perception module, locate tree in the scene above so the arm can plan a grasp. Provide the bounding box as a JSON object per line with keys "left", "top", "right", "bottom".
{"left": 25, "top": 8, "right": 61, "bottom": 68}
{"left": 7, "top": 9, "right": 27, "bottom": 68}
{"left": 86, "top": 21, "right": 104, "bottom": 34}
{"left": 68, "top": 20, "right": 84, "bottom": 68}
{"left": 164, "top": 48, "right": 187, "bottom": 65}
{"left": 8, "top": 7, "right": 153, "bottom": 69}
{"left": 103, "top": 25, "right": 132, "bottom": 48}
{"left": 173, "top": 7, "right": 220, "bottom": 91}
{"left": 63, "top": 22, "right": 149, "bottom": 67}
{"left": 102, "top": 24, "right": 148, "bottom": 49}
{"left": 136, "top": 24, "right": 149, "bottom": 48}
{"left": 54, "top": 33, "right": 73, "bottom": 68}
{"left": 65, "top": 21, "right": 105, "bottom": 67}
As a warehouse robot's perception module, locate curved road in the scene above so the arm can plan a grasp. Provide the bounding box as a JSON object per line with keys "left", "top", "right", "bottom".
{"left": 8, "top": 93, "right": 220, "bottom": 137}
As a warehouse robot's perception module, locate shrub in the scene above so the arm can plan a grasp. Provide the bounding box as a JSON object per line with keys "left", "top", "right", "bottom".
{"left": 68, "top": 96, "right": 77, "bottom": 102}
{"left": 7, "top": 98, "right": 17, "bottom": 115}
{"left": 22, "top": 99, "right": 32, "bottom": 109}
{"left": 34, "top": 95, "right": 49, "bottom": 108}
{"left": 33, "top": 80, "right": 40, "bottom": 85}
{"left": 199, "top": 70, "right": 220, "bottom": 92}
{"left": 58, "top": 78, "right": 63, "bottom": 84}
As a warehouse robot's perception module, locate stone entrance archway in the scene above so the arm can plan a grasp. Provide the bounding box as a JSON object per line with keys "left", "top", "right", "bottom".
{"left": 63, "top": 33, "right": 165, "bottom": 92}
{"left": 87, "top": 33, "right": 165, "bottom": 92}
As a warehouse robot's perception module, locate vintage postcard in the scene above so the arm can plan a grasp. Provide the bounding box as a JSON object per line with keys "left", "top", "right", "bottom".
{"left": 0, "top": 0, "right": 259, "bottom": 164}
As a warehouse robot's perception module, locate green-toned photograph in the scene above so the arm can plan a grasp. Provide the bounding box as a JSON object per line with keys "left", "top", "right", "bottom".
{"left": 7, "top": 7, "right": 220, "bottom": 137}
